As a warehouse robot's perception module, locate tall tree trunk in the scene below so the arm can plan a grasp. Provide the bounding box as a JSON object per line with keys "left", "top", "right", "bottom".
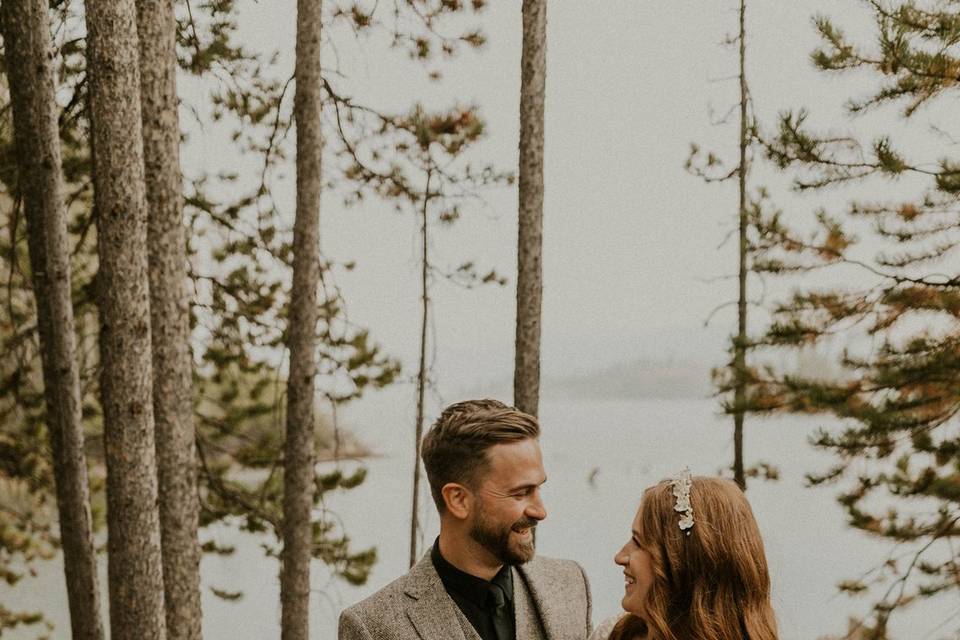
{"left": 409, "top": 172, "right": 431, "bottom": 569}
{"left": 85, "top": 1, "right": 167, "bottom": 638}
{"left": 514, "top": 0, "right": 546, "bottom": 417}
{"left": 281, "top": 1, "right": 322, "bottom": 637}
{"left": 0, "top": 2, "right": 104, "bottom": 638}
{"left": 136, "top": 0, "right": 203, "bottom": 636}
{"left": 733, "top": 0, "right": 749, "bottom": 491}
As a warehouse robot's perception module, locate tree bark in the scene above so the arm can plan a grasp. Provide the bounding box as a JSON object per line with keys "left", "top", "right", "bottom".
{"left": 136, "top": 0, "right": 203, "bottom": 635}
{"left": 281, "top": 1, "right": 322, "bottom": 637}
{"left": 514, "top": 0, "right": 546, "bottom": 417}
{"left": 733, "top": 0, "right": 748, "bottom": 491}
{"left": 85, "top": 1, "right": 167, "bottom": 638}
{"left": 0, "top": 2, "right": 104, "bottom": 638}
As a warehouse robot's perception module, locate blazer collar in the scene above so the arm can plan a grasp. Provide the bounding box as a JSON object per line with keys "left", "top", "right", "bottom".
{"left": 403, "top": 551, "right": 474, "bottom": 640}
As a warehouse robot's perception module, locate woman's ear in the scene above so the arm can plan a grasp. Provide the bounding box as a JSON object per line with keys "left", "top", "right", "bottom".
{"left": 441, "top": 482, "right": 471, "bottom": 520}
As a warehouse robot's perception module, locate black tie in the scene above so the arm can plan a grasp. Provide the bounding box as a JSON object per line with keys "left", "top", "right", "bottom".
{"left": 488, "top": 583, "right": 511, "bottom": 640}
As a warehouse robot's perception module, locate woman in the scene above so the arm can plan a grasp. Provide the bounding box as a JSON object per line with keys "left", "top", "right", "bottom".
{"left": 589, "top": 469, "right": 778, "bottom": 640}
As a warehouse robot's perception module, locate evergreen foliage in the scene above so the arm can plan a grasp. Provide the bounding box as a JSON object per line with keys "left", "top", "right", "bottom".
{"left": 747, "top": 1, "right": 960, "bottom": 636}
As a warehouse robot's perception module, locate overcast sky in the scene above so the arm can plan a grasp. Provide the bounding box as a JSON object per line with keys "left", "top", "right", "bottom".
{"left": 179, "top": 0, "right": 924, "bottom": 410}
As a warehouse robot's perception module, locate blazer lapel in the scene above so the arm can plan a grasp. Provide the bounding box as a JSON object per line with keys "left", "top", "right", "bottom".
{"left": 404, "top": 551, "right": 471, "bottom": 640}
{"left": 513, "top": 566, "right": 546, "bottom": 640}
{"left": 517, "top": 559, "right": 566, "bottom": 640}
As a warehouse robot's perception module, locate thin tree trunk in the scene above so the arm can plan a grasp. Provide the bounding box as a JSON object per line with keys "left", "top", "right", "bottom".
{"left": 0, "top": 2, "right": 104, "bottom": 638}
{"left": 135, "top": 0, "right": 202, "bottom": 635}
{"left": 733, "top": 0, "right": 749, "bottom": 491}
{"left": 281, "top": 1, "right": 322, "bottom": 637}
{"left": 514, "top": 0, "right": 546, "bottom": 417}
{"left": 409, "top": 171, "right": 431, "bottom": 569}
{"left": 85, "top": 1, "right": 167, "bottom": 638}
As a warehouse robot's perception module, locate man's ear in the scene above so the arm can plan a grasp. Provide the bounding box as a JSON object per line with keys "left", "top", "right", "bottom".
{"left": 441, "top": 482, "right": 471, "bottom": 520}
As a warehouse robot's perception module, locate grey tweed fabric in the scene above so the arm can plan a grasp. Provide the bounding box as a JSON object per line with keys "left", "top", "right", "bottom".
{"left": 339, "top": 547, "right": 592, "bottom": 640}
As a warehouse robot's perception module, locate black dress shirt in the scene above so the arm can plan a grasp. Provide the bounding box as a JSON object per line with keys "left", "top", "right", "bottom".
{"left": 431, "top": 541, "right": 516, "bottom": 640}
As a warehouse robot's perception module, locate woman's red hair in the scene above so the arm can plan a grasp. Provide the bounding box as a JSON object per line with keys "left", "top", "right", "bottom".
{"left": 610, "top": 476, "right": 778, "bottom": 640}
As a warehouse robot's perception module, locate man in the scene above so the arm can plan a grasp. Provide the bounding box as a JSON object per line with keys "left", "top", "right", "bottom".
{"left": 339, "top": 399, "right": 592, "bottom": 640}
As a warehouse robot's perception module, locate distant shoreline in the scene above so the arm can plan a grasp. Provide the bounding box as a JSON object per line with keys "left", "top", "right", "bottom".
{"left": 473, "top": 358, "right": 715, "bottom": 401}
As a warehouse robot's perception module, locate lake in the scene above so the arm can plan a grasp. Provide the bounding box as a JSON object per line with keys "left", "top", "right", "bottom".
{"left": 6, "top": 396, "right": 957, "bottom": 639}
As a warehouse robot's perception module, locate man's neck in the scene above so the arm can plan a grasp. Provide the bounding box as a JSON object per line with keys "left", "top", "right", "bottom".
{"left": 437, "top": 529, "right": 503, "bottom": 582}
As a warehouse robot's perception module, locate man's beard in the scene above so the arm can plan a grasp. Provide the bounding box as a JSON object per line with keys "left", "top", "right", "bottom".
{"left": 469, "top": 507, "right": 538, "bottom": 566}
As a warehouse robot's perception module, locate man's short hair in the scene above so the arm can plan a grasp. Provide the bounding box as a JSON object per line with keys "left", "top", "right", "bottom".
{"left": 421, "top": 398, "right": 540, "bottom": 513}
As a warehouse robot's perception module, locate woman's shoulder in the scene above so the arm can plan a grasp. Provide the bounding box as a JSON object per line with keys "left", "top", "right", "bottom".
{"left": 588, "top": 614, "right": 626, "bottom": 640}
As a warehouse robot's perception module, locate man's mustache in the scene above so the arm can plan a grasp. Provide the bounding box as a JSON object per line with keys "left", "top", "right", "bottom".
{"left": 512, "top": 518, "right": 539, "bottom": 533}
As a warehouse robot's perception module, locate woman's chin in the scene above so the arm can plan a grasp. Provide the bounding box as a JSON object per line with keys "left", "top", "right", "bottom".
{"left": 620, "top": 596, "right": 642, "bottom": 617}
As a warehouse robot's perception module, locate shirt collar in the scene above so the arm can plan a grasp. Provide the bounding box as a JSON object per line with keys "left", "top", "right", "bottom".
{"left": 431, "top": 539, "right": 514, "bottom": 606}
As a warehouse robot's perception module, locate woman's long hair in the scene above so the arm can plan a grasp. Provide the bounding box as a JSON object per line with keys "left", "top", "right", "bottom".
{"left": 610, "top": 476, "right": 778, "bottom": 640}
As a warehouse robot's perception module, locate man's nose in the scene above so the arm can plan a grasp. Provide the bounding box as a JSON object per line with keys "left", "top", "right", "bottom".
{"left": 526, "top": 491, "right": 547, "bottom": 521}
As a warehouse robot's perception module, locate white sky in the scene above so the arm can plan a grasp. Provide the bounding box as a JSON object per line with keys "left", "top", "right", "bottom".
{"left": 179, "top": 0, "right": 947, "bottom": 404}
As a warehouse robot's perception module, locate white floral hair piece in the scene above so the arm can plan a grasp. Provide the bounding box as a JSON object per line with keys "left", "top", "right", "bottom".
{"left": 670, "top": 467, "right": 694, "bottom": 534}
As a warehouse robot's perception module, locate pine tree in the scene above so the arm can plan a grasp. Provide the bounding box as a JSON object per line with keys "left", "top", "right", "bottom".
{"left": 514, "top": 0, "right": 546, "bottom": 418}
{"left": 732, "top": 0, "right": 749, "bottom": 490}
{"left": 321, "top": 85, "right": 510, "bottom": 567}
{"left": 0, "top": 5, "right": 102, "bottom": 634}
{"left": 280, "top": 1, "right": 322, "bottom": 637}
{"left": 0, "top": 1, "right": 103, "bottom": 637}
{"left": 85, "top": 0, "right": 166, "bottom": 637}
{"left": 687, "top": 0, "right": 772, "bottom": 490}
{"left": 331, "top": 100, "right": 511, "bottom": 566}
{"left": 750, "top": 1, "right": 960, "bottom": 635}
{"left": 136, "top": 1, "right": 203, "bottom": 636}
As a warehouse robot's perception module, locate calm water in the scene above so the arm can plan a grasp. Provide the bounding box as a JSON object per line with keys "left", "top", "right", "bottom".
{"left": 7, "top": 397, "right": 958, "bottom": 639}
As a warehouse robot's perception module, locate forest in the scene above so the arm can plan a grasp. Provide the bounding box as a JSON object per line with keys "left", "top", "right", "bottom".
{"left": 1, "top": 1, "right": 960, "bottom": 639}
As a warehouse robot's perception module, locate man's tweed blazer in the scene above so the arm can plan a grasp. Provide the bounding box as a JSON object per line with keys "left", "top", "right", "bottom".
{"left": 339, "top": 548, "right": 592, "bottom": 640}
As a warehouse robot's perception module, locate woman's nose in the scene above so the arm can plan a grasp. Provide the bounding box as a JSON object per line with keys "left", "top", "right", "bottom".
{"left": 614, "top": 544, "right": 628, "bottom": 566}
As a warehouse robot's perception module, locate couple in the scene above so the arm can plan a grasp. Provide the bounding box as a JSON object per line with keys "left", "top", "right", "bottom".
{"left": 339, "top": 399, "right": 778, "bottom": 640}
